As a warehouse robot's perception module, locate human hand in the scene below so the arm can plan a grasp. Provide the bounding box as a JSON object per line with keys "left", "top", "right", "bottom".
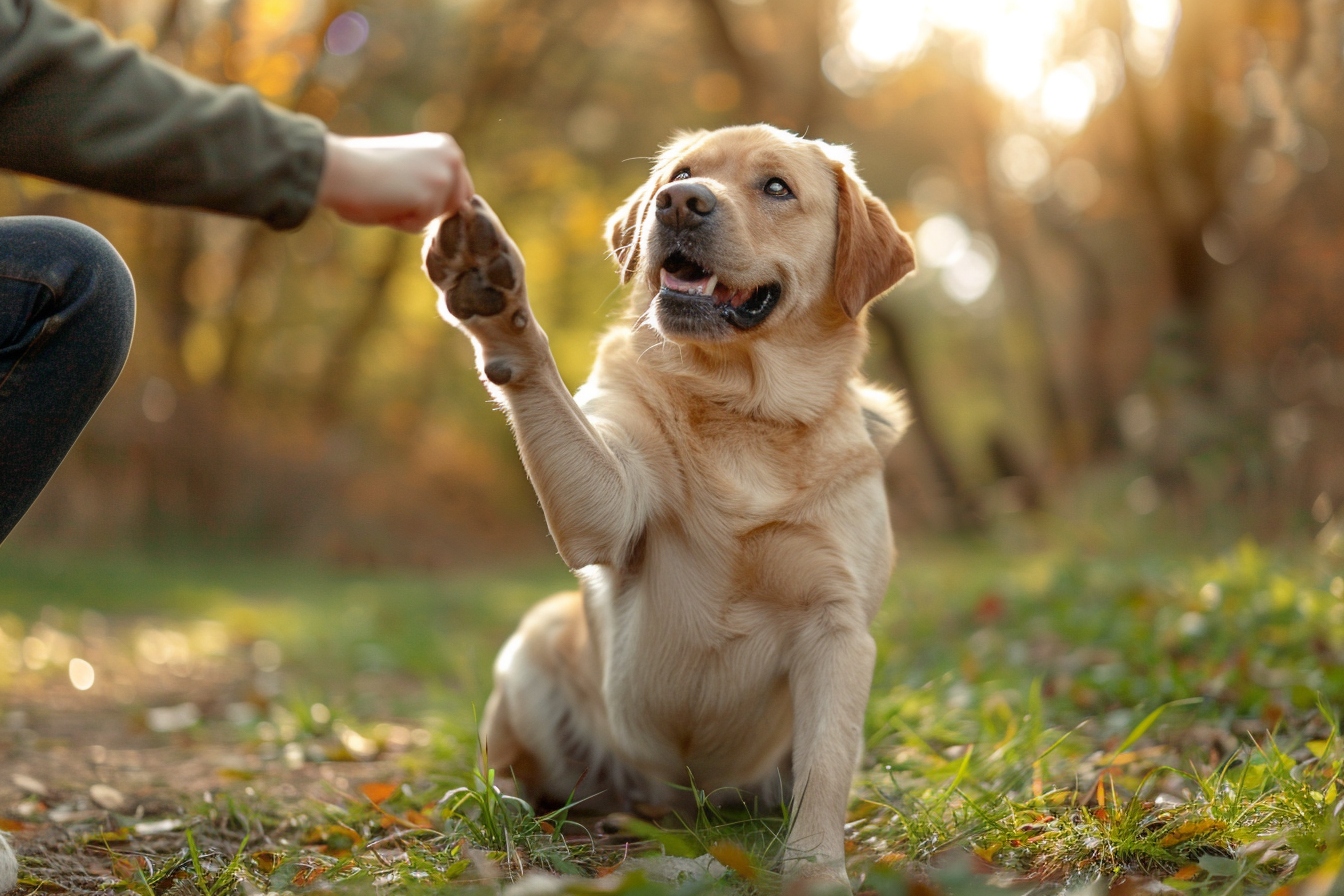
{"left": 316, "top": 132, "right": 475, "bottom": 231}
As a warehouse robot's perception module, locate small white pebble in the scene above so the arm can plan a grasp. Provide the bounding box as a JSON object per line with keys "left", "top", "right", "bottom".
{"left": 90, "top": 784, "right": 126, "bottom": 811}
{"left": 10, "top": 774, "right": 47, "bottom": 797}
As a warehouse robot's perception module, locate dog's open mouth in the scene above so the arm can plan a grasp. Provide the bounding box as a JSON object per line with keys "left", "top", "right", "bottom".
{"left": 658, "top": 251, "right": 780, "bottom": 330}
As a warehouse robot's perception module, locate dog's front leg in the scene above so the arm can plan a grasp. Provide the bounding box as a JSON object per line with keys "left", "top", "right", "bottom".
{"left": 422, "top": 200, "right": 647, "bottom": 568}
{"left": 784, "top": 621, "right": 876, "bottom": 890}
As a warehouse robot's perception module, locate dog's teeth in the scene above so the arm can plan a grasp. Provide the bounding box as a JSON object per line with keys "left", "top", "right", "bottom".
{"left": 705, "top": 274, "right": 718, "bottom": 296}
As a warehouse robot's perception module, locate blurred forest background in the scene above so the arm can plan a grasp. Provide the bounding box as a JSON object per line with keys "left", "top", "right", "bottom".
{"left": 5, "top": 0, "right": 1343, "bottom": 567}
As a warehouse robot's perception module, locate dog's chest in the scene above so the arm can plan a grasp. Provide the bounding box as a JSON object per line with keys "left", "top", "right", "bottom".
{"left": 591, "top": 398, "right": 887, "bottom": 777}
{"left": 602, "top": 603, "right": 794, "bottom": 780}
{"left": 674, "top": 415, "right": 828, "bottom": 521}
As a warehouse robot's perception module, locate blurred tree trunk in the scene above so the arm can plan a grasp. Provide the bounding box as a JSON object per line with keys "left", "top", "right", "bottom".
{"left": 1038, "top": 211, "right": 1124, "bottom": 455}
{"left": 313, "top": 234, "right": 406, "bottom": 424}
{"left": 868, "top": 306, "right": 981, "bottom": 527}
{"left": 153, "top": 211, "right": 198, "bottom": 382}
{"left": 218, "top": 225, "right": 272, "bottom": 391}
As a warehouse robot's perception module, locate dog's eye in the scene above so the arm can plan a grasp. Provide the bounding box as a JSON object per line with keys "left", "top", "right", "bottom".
{"left": 672, "top": 168, "right": 691, "bottom": 181}
{"left": 764, "top": 177, "right": 792, "bottom": 198}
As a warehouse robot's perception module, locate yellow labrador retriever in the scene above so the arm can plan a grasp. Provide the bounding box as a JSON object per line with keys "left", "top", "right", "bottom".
{"left": 423, "top": 124, "right": 914, "bottom": 885}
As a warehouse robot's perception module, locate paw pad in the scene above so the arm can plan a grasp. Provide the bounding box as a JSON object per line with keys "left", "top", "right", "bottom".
{"left": 424, "top": 200, "right": 523, "bottom": 321}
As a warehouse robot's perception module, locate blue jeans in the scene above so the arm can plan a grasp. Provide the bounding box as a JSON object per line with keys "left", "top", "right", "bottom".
{"left": 0, "top": 217, "right": 135, "bottom": 542}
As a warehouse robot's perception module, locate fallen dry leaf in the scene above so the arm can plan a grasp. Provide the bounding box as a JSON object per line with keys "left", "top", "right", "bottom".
{"left": 291, "top": 860, "right": 327, "bottom": 887}
{"left": 80, "top": 828, "right": 131, "bottom": 850}
{"left": 358, "top": 781, "right": 398, "bottom": 804}
{"left": 110, "top": 854, "right": 148, "bottom": 881}
{"left": 1159, "top": 819, "right": 1227, "bottom": 847}
{"left": 708, "top": 841, "right": 757, "bottom": 880}
{"left": 302, "top": 823, "right": 362, "bottom": 856}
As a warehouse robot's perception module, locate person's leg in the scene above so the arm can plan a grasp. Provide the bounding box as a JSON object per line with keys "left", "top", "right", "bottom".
{"left": 0, "top": 217, "right": 135, "bottom": 542}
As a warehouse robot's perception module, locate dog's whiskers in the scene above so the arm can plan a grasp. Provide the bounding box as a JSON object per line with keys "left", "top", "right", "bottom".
{"left": 631, "top": 306, "right": 685, "bottom": 366}
{"left": 637, "top": 340, "right": 662, "bottom": 364}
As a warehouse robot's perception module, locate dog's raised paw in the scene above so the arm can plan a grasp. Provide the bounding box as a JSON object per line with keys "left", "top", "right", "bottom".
{"left": 423, "top": 197, "right": 524, "bottom": 321}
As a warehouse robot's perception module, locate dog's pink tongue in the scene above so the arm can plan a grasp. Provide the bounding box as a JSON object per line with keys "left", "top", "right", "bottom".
{"left": 661, "top": 269, "right": 748, "bottom": 306}
{"left": 661, "top": 269, "right": 712, "bottom": 295}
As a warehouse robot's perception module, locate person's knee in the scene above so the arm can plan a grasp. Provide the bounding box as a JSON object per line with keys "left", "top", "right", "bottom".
{"left": 80, "top": 228, "right": 136, "bottom": 379}
{"left": 26, "top": 217, "right": 136, "bottom": 378}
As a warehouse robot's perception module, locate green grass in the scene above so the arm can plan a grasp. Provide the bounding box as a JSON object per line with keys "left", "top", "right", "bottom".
{"left": 0, "top": 545, "right": 571, "bottom": 723}
{"left": 1, "top": 524, "right": 1342, "bottom": 894}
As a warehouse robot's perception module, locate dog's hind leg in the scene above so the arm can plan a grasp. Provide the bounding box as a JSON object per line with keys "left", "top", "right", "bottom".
{"left": 481, "top": 591, "right": 645, "bottom": 813}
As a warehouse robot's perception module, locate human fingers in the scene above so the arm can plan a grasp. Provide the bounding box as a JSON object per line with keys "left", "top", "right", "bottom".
{"left": 452, "top": 161, "right": 475, "bottom": 211}
{"left": 439, "top": 139, "right": 474, "bottom": 217}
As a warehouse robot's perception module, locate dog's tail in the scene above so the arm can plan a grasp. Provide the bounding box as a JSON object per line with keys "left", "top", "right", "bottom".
{"left": 853, "top": 381, "right": 910, "bottom": 457}
{"left": 0, "top": 831, "right": 17, "bottom": 894}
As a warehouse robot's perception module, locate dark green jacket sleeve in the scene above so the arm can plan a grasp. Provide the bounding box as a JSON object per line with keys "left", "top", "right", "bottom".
{"left": 0, "top": 0, "right": 327, "bottom": 229}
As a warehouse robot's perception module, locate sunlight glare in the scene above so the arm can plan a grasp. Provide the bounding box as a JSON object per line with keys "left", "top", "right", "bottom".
{"left": 979, "top": 1, "right": 1081, "bottom": 102}
{"left": 1079, "top": 28, "right": 1125, "bottom": 104}
{"left": 843, "top": 0, "right": 929, "bottom": 70}
{"left": 837, "top": 0, "right": 1124, "bottom": 132}
{"left": 1127, "top": 0, "right": 1179, "bottom": 31}
{"left": 1125, "top": 0, "right": 1180, "bottom": 78}
{"left": 982, "top": 26, "right": 1051, "bottom": 101}
{"left": 1040, "top": 62, "right": 1097, "bottom": 133}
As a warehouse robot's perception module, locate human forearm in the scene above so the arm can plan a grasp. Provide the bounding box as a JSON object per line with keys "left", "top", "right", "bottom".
{"left": 0, "top": 0, "right": 325, "bottom": 228}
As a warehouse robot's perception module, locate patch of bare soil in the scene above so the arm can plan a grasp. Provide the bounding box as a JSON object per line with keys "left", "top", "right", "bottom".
{"left": 1, "top": 653, "right": 432, "bottom": 894}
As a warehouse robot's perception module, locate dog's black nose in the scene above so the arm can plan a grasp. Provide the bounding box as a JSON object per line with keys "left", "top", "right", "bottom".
{"left": 655, "top": 181, "right": 717, "bottom": 231}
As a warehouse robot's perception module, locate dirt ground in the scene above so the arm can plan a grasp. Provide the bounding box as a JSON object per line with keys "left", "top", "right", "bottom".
{"left": 1, "top": 648, "right": 431, "bottom": 894}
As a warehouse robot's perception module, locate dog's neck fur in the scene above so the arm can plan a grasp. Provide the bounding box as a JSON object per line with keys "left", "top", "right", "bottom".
{"left": 616, "top": 302, "right": 867, "bottom": 425}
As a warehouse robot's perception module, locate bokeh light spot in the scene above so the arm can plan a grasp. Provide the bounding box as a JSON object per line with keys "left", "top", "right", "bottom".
{"left": 1126, "top": 475, "right": 1160, "bottom": 515}
{"left": 998, "top": 134, "right": 1052, "bottom": 196}
{"left": 1128, "top": 0, "right": 1180, "bottom": 31}
{"left": 69, "top": 658, "right": 95, "bottom": 691}
{"left": 1202, "top": 217, "right": 1243, "bottom": 265}
{"left": 182, "top": 321, "right": 224, "bottom": 385}
{"left": 1080, "top": 28, "right": 1126, "bottom": 103}
{"left": 915, "top": 214, "right": 971, "bottom": 268}
{"left": 843, "top": 0, "right": 928, "bottom": 70}
{"left": 1041, "top": 63, "right": 1097, "bottom": 134}
{"left": 940, "top": 237, "right": 999, "bottom": 303}
{"left": 252, "top": 639, "right": 283, "bottom": 672}
{"left": 142, "top": 376, "right": 177, "bottom": 423}
{"left": 1126, "top": 0, "right": 1180, "bottom": 79}
{"left": 325, "top": 12, "right": 369, "bottom": 56}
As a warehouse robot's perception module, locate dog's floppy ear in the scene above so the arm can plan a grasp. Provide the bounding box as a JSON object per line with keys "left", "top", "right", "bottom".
{"left": 605, "top": 183, "right": 651, "bottom": 284}
{"left": 832, "top": 162, "right": 916, "bottom": 318}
